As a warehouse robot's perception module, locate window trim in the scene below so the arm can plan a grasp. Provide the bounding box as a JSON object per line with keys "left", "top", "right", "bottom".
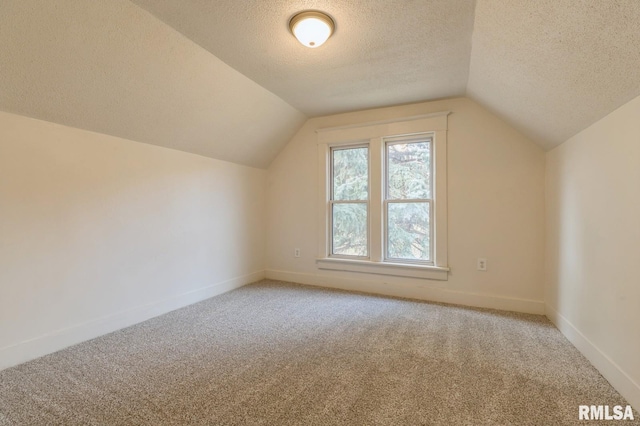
{"left": 316, "top": 112, "right": 450, "bottom": 281}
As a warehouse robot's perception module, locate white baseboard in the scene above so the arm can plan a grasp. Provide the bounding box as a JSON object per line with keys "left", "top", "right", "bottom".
{"left": 266, "top": 269, "right": 544, "bottom": 315}
{"left": 545, "top": 304, "right": 640, "bottom": 412}
{"left": 0, "top": 270, "right": 265, "bottom": 371}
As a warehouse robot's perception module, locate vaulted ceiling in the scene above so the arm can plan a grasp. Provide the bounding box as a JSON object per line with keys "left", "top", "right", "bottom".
{"left": 1, "top": 0, "right": 639, "bottom": 167}
{"left": 130, "top": 0, "right": 477, "bottom": 117}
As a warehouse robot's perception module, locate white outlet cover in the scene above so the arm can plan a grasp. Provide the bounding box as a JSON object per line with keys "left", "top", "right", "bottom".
{"left": 477, "top": 258, "right": 487, "bottom": 271}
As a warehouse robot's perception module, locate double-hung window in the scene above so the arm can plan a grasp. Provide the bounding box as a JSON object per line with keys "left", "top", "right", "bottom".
{"left": 317, "top": 112, "right": 449, "bottom": 280}
{"left": 330, "top": 145, "right": 369, "bottom": 257}
{"left": 385, "top": 137, "right": 433, "bottom": 263}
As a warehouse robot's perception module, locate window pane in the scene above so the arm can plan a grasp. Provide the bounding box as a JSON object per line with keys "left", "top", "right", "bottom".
{"left": 332, "top": 147, "right": 368, "bottom": 201}
{"left": 387, "top": 202, "right": 430, "bottom": 261}
{"left": 387, "top": 141, "right": 431, "bottom": 200}
{"left": 332, "top": 203, "right": 367, "bottom": 256}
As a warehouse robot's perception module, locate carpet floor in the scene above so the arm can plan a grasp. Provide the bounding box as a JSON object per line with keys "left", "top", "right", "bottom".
{"left": 0, "top": 280, "right": 637, "bottom": 425}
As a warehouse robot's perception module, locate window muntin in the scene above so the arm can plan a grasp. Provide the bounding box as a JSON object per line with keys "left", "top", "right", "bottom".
{"left": 384, "top": 138, "right": 433, "bottom": 263}
{"left": 330, "top": 145, "right": 369, "bottom": 257}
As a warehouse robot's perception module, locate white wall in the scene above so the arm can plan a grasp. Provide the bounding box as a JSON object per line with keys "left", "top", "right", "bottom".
{"left": 545, "top": 95, "right": 640, "bottom": 410}
{"left": 0, "top": 111, "right": 266, "bottom": 369}
{"left": 266, "top": 97, "right": 546, "bottom": 314}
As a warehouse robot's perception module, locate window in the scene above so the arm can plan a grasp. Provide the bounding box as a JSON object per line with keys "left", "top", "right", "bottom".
{"left": 331, "top": 145, "right": 369, "bottom": 257}
{"left": 385, "top": 137, "right": 432, "bottom": 263}
{"left": 317, "top": 112, "right": 449, "bottom": 280}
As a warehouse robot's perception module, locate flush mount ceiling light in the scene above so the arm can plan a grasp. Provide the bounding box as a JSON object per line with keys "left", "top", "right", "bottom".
{"left": 289, "top": 11, "right": 335, "bottom": 48}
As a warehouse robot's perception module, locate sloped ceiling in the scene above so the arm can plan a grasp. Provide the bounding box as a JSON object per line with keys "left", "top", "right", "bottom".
{"left": 0, "top": 0, "right": 305, "bottom": 168}
{"left": 129, "top": 0, "right": 477, "bottom": 117}
{"left": 468, "top": 0, "right": 640, "bottom": 150}
{"left": 1, "top": 1, "right": 639, "bottom": 166}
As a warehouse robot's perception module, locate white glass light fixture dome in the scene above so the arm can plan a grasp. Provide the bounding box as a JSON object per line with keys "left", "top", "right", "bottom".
{"left": 289, "top": 11, "right": 335, "bottom": 48}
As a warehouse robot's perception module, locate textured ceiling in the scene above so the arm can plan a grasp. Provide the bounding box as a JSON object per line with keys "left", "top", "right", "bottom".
{"left": 1, "top": 1, "right": 639, "bottom": 165}
{"left": 130, "top": 0, "right": 477, "bottom": 117}
{"left": 0, "top": 0, "right": 305, "bottom": 168}
{"left": 468, "top": 0, "right": 640, "bottom": 149}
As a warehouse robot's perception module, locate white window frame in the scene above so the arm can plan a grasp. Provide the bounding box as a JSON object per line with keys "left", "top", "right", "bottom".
{"left": 316, "top": 112, "right": 450, "bottom": 281}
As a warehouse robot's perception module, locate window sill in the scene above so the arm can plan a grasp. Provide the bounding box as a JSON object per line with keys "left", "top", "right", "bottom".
{"left": 316, "top": 258, "right": 449, "bottom": 281}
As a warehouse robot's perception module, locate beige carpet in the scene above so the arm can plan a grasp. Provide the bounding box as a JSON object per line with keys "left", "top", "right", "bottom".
{"left": 0, "top": 280, "right": 637, "bottom": 425}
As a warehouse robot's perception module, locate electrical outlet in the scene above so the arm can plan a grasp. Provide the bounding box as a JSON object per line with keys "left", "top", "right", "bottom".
{"left": 477, "top": 258, "right": 487, "bottom": 271}
{"left": 294, "top": 248, "right": 301, "bottom": 258}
